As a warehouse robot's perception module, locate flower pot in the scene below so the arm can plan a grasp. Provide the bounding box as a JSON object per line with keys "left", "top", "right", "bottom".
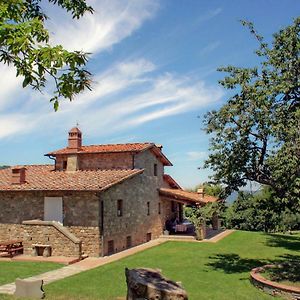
{"left": 195, "top": 224, "right": 206, "bottom": 240}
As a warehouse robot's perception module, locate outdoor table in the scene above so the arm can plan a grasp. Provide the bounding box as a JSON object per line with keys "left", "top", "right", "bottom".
{"left": 0, "top": 240, "right": 23, "bottom": 257}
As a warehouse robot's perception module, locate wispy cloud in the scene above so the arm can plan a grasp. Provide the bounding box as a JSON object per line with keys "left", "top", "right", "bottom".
{"left": 0, "top": 1, "right": 224, "bottom": 142}
{"left": 46, "top": 0, "right": 159, "bottom": 53}
{"left": 198, "top": 41, "right": 221, "bottom": 57}
{"left": 0, "top": 57, "right": 224, "bottom": 140}
{"left": 186, "top": 151, "right": 208, "bottom": 161}
{"left": 195, "top": 7, "right": 223, "bottom": 24}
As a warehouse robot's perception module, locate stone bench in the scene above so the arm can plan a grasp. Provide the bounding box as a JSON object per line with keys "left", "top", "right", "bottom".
{"left": 32, "top": 244, "right": 52, "bottom": 257}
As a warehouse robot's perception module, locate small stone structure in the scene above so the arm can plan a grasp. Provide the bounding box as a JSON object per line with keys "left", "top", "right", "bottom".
{"left": 250, "top": 265, "right": 300, "bottom": 300}
{"left": 22, "top": 220, "right": 82, "bottom": 258}
{"left": 14, "top": 278, "right": 45, "bottom": 299}
{"left": 125, "top": 268, "right": 188, "bottom": 300}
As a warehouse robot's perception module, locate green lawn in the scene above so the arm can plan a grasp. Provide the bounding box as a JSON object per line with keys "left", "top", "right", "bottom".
{"left": 0, "top": 261, "right": 62, "bottom": 286}
{"left": 0, "top": 231, "right": 299, "bottom": 300}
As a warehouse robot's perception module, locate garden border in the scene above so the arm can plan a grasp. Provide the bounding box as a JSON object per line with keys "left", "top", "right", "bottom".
{"left": 250, "top": 264, "right": 300, "bottom": 300}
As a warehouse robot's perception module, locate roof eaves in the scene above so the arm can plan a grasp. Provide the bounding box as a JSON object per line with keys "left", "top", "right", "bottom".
{"left": 150, "top": 146, "right": 173, "bottom": 166}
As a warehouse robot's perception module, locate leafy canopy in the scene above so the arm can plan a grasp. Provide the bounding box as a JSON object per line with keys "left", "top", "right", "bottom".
{"left": 225, "top": 187, "right": 300, "bottom": 233}
{"left": 204, "top": 18, "right": 300, "bottom": 209}
{"left": 0, "top": 0, "right": 93, "bottom": 110}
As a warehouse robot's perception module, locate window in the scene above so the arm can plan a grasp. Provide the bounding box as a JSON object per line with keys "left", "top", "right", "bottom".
{"left": 171, "top": 201, "right": 176, "bottom": 212}
{"left": 62, "top": 160, "right": 67, "bottom": 170}
{"left": 108, "top": 240, "right": 114, "bottom": 255}
{"left": 146, "top": 233, "right": 152, "bottom": 242}
{"left": 126, "top": 236, "right": 132, "bottom": 249}
{"left": 117, "top": 199, "right": 123, "bottom": 217}
{"left": 154, "top": 163, "right": 158, "bottom": 176}
{"left": 158, "top": 202, "right": 161, "bottom": 215}
{"left": 147, "top": 202, "right": 150, "bottom": 216}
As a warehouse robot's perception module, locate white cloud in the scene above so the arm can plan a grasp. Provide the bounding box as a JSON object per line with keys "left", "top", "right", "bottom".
{"left": 195, "top": 7, "right": 223, "bottom": 24}
{"left": 0, "top": 1, "right": 224, "bottom": 142}
{"left": 186, "top": 151, "right": 208, "bottom": 161}
{"left": 0, "top": 114, "right": 39, "bottom": 139}
{"left": 0, "top": 57, "right": 224, "bottom": 140}
{"left": 46, "top": 0, "right": 159, "bottom": 53}
{"left": 0, "top": 65, "right": 23, "bottom": 111}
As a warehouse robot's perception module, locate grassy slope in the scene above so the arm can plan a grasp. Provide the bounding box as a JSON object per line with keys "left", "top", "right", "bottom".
{"left": 44, "top": 231, "right": 299, "bottom": 300}
{"left": 0, "top": 261, "right": 62, "bottom": 286}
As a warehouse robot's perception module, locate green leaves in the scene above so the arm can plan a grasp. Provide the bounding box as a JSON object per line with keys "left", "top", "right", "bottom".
{"left": 204, "top": 18, "right": 300, "bottom": 207}
{"left": 0, "top": 0, "right": 93, "bottom": 110}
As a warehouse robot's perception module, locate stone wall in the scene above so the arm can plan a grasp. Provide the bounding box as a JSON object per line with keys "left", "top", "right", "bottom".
{"left": 101, "top": 150, "right": 168, "bottom": 256}
{"left": 68, "top": 226, "right": 101, "bottom": 257}
{"left": 0, "top": 191, "right": 102, "bottom": 257}
{"left": 55, "top": 152, "right": 133, "bottom": 171}
{"left": 22, "top": 221, "right": 81, "bottom": 258}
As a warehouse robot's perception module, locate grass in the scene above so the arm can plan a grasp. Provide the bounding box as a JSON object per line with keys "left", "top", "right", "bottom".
{"left": 0, "top": 261, "right": 62, "bottom": 286}
{"left": 261, "top": 261, "right": 300, "bottom": 288}
{"left": 0, "top": 231, "right": 299, "bottom": 300}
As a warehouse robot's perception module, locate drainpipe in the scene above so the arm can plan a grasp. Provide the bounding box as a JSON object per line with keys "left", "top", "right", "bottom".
{"left": 99, "top": 197, "right": 104, "bottom": 257}
{"left": 131, "top": 153, "right": 135, "bottom": 169}
{"left": 45, "top": 154, "right": 57, "bottom": 170}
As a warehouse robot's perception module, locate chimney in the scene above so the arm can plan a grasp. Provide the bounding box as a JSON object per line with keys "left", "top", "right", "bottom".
{"left": 68, "top": 127, "right": 82, "bottom": 150}
{"left": 11, "top": 166, "right": 26, "bottom": 184}
{"left": 197, "top": 188, "right": 205, "bottom": 199}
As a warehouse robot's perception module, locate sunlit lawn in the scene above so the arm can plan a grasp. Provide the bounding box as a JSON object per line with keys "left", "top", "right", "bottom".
{"left": 0, "top": 261, "right": 62, "bottom": 286}
{"left": 0, "top": 231, "right": 299, "bottom": 300}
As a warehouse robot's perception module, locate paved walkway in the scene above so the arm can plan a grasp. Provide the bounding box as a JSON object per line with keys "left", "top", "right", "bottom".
{"left": 0, "top": 230, "right": 234, "bottom": 295}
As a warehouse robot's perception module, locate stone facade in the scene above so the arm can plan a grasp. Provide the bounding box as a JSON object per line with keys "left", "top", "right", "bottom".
{"left": 101, "top": 174, "right": 164, "bottom": 255}
{"left": 56, "top": 152, "right": 133, "bottom": 171}
{"left": 22, "top": 221, "right": 81, "bottom": 257}
{"left": 0, "top": 191, "right": 101, "bottom": 257}
{"left": 0, "top": 138, "right": 179, "bottom": 257}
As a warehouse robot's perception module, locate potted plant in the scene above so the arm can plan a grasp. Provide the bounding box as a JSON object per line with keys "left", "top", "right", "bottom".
{"left": 187, "top": 206, "right": 206, "bottom": 240}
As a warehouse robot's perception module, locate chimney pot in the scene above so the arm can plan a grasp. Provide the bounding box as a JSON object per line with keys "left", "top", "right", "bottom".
{"left": 11, "top": 166, "right": 26, "bottom": 184}
{"left": 68, "top": 127, "right": 82, "bottom": 150}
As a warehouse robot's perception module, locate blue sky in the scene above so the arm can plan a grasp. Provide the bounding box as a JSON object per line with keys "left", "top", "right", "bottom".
{"left": 0, "top": 0, "right": 299, "bottom": 188}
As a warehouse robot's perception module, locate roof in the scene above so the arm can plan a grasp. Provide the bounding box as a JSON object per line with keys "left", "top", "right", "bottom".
{"left": 46, "top": 143, "right": 172, "bottom": 166}
{"left": 159, "top": 188, "right": 219, "bottom": 205}
{"left": 47, "top": 143, "right": 153, "bottom": 155}
{"left": 69, "top": 127, "right": 81, "bottom": 133}
{"left": 163, "top": 174, "right": 181, "bottom": 189}
{"left": 0, "top": 165, "right": 143, "bottom": 191}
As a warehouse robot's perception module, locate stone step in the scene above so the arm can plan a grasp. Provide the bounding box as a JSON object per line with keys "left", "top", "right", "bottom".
{"left": 159, "top": 235, "right": 196, "bottom": 241}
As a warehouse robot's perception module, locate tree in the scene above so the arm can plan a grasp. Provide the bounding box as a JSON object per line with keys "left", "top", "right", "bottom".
{"left": 224, "top": 187, "right": 300, "bottom": 232}
{"left": 204, "top": 18, "right": 300, "bottom": 211}
{"left": 0, "top": 1, "right": 93, "bottom": 110}
{"left": 188, "top": 182, "right": 225, "bottom": 198}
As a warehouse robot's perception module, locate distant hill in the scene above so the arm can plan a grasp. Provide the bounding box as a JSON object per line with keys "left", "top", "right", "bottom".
{"left": 0, "top": 165, "right": 10, "bottom": 170}
{"left": 225, "top": 191, "right": 238, "bottom": 205}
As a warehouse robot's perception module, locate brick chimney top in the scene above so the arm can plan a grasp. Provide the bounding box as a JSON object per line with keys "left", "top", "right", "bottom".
{"left": 68, "top": 127, "right": 82, "bottom": 150}
{"left": 11, "top": 166, "right": 26, "bottom": 185}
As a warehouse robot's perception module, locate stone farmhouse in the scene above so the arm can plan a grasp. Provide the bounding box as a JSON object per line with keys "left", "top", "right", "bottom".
{"left": 0, "top": 128, "right": 217, "bottom": 258}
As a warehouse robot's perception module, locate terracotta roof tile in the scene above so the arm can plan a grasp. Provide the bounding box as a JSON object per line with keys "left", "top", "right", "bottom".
{"left": 0, "top": 165, "right": 143, "bottom": 191}
{"left": 46, "top": 143, "right": 154, "bottom": 155}
{"left": 159, "top": 188, "right": 219, "bottom": 205}
{"left": 46, "top": 142, "right": 173, "bottom": 166}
